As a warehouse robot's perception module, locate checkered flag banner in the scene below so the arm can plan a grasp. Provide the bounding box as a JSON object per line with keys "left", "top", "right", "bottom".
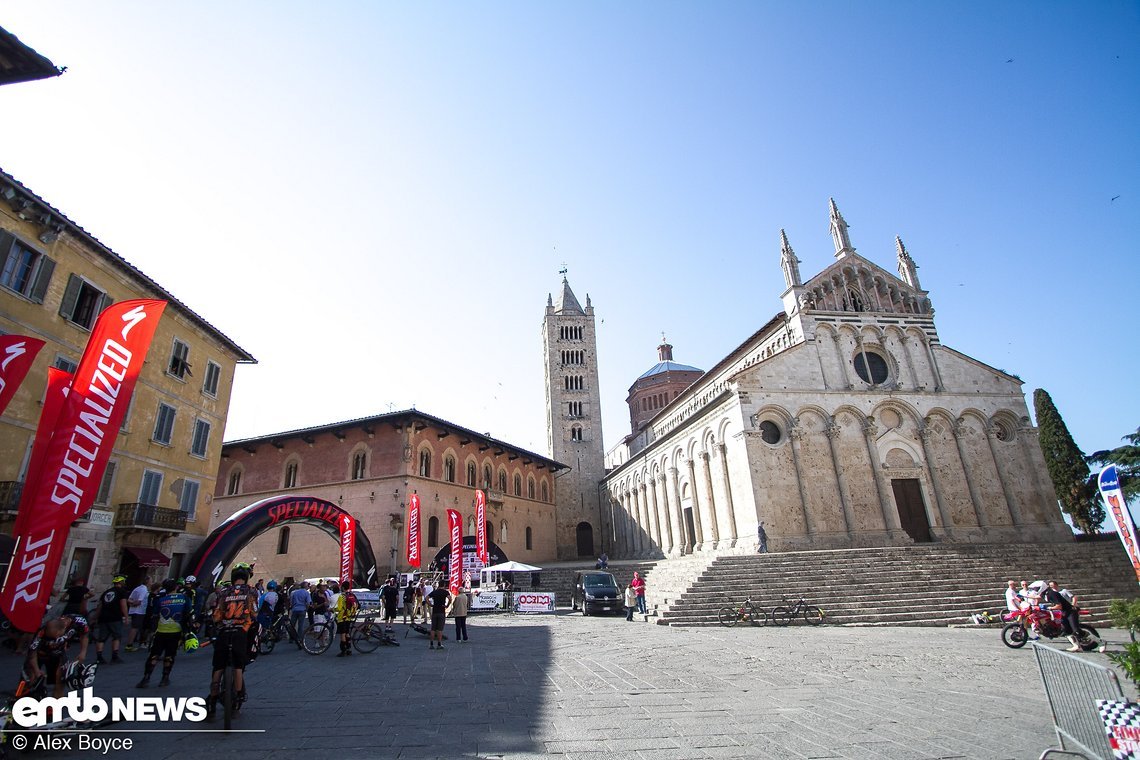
{"left": 1098, "top": 700, "right": 1140, "bottom": 759}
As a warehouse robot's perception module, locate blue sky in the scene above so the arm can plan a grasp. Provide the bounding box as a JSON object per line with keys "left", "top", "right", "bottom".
{"left": 1, "top": 2, "right": 1137, "bottom": 470}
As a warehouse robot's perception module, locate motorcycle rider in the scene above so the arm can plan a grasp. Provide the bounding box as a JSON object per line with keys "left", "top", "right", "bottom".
{"left": 1042, "top": 580, "right": 1092, "bottom": 652}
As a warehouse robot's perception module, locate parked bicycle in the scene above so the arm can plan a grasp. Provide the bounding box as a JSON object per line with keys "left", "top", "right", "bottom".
{"left": 771, "top": 596, "right": 824, "bottom": 626}
{"left": 258, "top": 612, "right": 304, "bottom": 655}
{"left": 301, "top": 614, "right": 335, "bottom": 655}
{"left": 718, "top": 598, "right": 767, "bottom": 627}
{"left": 351, "top": 616, "right": 400, "bottom": 653}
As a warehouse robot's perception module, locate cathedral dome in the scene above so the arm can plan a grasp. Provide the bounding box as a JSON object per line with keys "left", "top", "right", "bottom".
{"left": 626, "top": 337, "right": 703, "bottom": 435}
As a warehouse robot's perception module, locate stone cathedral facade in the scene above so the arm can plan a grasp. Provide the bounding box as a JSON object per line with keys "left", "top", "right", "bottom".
{"left": 580, "top": 201, "right": 1068, "bottom": 558}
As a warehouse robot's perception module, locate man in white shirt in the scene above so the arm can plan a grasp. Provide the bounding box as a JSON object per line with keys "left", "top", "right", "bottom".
{"left": 124, "top": 576, "right": 151, "bottom": 652}
{"left": 1004, "top": 580, "right": 1022, "bottom": 612}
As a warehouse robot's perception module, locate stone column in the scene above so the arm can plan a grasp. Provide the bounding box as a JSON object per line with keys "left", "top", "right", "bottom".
{"left": 952, "top": 420, "right": 987, "bottom": 528}
{"left": 863, "top": 418, "right": 903, "bottom": 539}
{"left": 652, "top": 478, "right": 665, "bottom": 556}
{"left": 686, "top": 458, "right": 705, "bottom": 550}
{"left": 788, "top": 421, "right": 815, "bottom": 536}
{"left": 622, "top": 490, "right": 637, "bottom": 556}
{"left": 918, "top": 424, "right": 952, "bottom": 532}
{"left": 699, "top": 452, "right": 720, "bottom": 547}
{"left": 632, "top": 489, "right": 647, "bottom": 557}
{"left": 923, "top": 338, "right": 944, "bottom": 391}
{"left": 667, "top": 467, "right": 687, "bottom": 554}
{"left": 832, "top": 333, "right": 852, "bottom": 388}
{"left": 638, "top": 484, "right": 656, "bottom": 556}
{"left": 985, "top": 426, "right": 1023, "bottom": 526}
{"left": 825, "top": 422, "right": 855, "bottom": 536}
{"left": 900, "top": 334, "right": 919, "bottom": 389}
{"left": 716, "top": 443, "right": 739, "bottom": 547}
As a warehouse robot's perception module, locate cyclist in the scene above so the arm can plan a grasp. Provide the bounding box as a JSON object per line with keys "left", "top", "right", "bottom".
{"left": 334, "top": 580, "right": 359, "bottom": 657}
{"left": 205, "top": 563, "right": 259, "bottom": 719}
{"left": 26, "top": 613, "right": 89, "bottom": 698}
{"left": 136, "top": 579, "right": 191, "bottom": 688}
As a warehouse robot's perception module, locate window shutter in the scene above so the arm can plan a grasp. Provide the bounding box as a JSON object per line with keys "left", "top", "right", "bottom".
{"left": 95, "top": 461, "right": 117, "bottom": 506}
{"left": 95, "top": 290, "right": 113, "bottom": 317}
{"left": 59, "top": 273, "right": 81, "bottom": 319}
{"left": 0, "top": 231, "right": 14, "bottom": 278}
{"left": 28, "top": 256, "right": 54, "bottom": 304}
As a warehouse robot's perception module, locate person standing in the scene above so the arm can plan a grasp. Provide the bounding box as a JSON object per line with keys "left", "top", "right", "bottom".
{"left": 124, "top": 575, "right": 150, "bottom": 652}
{"left": 631, "top": 572, "right": 647, "bottom": 617}
{"left": 380, "top": 578, "right": 400, "bottom": 631}
{"left": 334, "top": 581, "right": 359, "bottom": 657}
{"left": 402, "top": 581, "right": 416, "bottom": 624}
{"left": 451, "top": 589, "right": 469, "bottom": 642}
{"left": 136, "top": 579, "right": 191, "bottom": 688}
{"left": 757, "top": 522, "right": 768, "bottom": 553}
{"left": 289, "top": 582, "right": 311, "bottom": 641}
{"left": 60, "top": 577, "right": 92, "bottom": 617}
{"left": 427, "top": 584, "right": 451, "bottom": 650}
{"left": 624, "top": 584, "right": 637, "bottom": 622}
{"left": 92, "top": 575, "right": 129, "bottom": 664}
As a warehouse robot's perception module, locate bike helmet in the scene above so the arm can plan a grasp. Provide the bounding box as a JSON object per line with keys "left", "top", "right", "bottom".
{"left": 185, "top": 575, "right": 197, "bottom": 584}
{"left": 183, "top": 634, "right": 199, "bottom": 654}
{"left": 231, "top": 562, "right": 253, "bottom": 583}
{"left": 266, "top": 580, "right": 277, "bottom": 590}
{"left": 62, "top": 662, "right": 97, "bottom": 692}
{"left": 112, "top": 575, "right": 126, "bottom": 584}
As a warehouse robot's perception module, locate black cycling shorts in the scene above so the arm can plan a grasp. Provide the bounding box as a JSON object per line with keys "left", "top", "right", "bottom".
{"left": 211, "top": 629, "right": 251, "bottom": 670}
{"left": 149, "top": 631, "right": 181, "bottom": 660}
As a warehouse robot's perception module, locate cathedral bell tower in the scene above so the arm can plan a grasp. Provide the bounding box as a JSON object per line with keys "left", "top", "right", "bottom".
{"left": 543, "top": 277, "right": 607, "bottom": 559}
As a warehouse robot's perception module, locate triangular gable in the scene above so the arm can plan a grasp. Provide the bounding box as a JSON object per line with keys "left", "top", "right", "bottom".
{"left": 800, "top": 252, "right": 928, "bottom": 314}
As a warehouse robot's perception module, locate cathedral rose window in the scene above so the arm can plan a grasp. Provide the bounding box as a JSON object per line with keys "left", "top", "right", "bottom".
{"left": 853, "top": 350, "right": 889, "bottom": 385}
{"left": 759, "top": 420, "right": 782, "bottom": 445}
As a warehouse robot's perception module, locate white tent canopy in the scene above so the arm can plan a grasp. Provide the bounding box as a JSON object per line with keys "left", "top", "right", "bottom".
{"left": 482, "top": 561, "right": 542, "bottom": 572}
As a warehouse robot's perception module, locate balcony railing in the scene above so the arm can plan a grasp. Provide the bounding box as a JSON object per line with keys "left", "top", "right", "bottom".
{"left": 115, "top": 503, "right": 187, "bottom": 532}
{"left": 0, "top": 481, "right": 21, "bottom": 515}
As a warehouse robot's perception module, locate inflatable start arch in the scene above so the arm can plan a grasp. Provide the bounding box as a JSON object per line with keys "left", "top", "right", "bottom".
{"left": 186, "top": 495, "right": 379, "bottom": 588}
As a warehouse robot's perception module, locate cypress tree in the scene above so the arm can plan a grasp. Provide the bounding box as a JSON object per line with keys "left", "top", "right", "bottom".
{"left": 1033, "top": 389, "right": 1104, "bottom": 533}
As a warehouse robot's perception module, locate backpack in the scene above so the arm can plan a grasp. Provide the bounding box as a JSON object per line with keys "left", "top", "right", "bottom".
{"left": 344, "top": 591, "right": 359, "bottom": 609}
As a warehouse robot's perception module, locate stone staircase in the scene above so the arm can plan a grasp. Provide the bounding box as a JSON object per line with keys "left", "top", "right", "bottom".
{"left": 659, "top": 540, "right": 1140, "bottom": 627}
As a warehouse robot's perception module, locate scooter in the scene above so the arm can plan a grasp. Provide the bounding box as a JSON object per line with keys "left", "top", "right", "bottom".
{"left": 1000, "top": 606, "right": 1102, "bottom": 651}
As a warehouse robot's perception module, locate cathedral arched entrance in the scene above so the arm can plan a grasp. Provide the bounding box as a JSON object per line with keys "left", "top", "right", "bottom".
{"left": 576, "top": 522, "right": 594, "bottom": 556}
{"left": 891, "top": 479, "right": 932, "bottom": 543}
{"left": 186, "top": 495, "right": 379, "bottom": 588}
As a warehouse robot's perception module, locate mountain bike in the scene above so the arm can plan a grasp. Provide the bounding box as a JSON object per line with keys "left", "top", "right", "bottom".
{"left": 211, "top": 630, "right": 250, "bottom": 731}
{"left": 718, "top": 598, "right": 767, "bottom": 627}
{"left": 301, "top": 615, "right": 334, "bottom": 655}
{"left": 771, "top": 596, "right": 824, "bottom": 626}
{"left": 351, "top": 616, "right": 400, "bottom": 653}
{"left": 258, "top": 613, "right": 303, "bottom": 654}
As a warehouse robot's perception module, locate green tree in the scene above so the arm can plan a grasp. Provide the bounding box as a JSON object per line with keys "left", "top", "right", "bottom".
{"left": 1033, "top": 388, "right": 1104, "bottom": 533}
{"left": 1089, "top": 426, "right": 1140, "bottom": 503}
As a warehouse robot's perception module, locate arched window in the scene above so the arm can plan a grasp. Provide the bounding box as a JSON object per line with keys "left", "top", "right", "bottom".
{"left": 467, "top": 462, "right": 477, "bottom": 487}
{"left": 419, "top": 449, "right": 432, "bottom": 478}
{"left": 571, "top": 425, "right": 582, "bottom": 441}
{"left": 485, "top": 520, "right": 493, "bottom": 541}
{"left": 427, "top": 516, "right": 439, "bottom": 547}
{"left": 514, "top": 474, "right": 522, "bottom": 496}
{"left": 525, "top": 526, "right": 533, "bottom": 550}
{"left": 444, "top": 456, "right": 456, "bottom": 483}
{"left": 351, "top": 450, "right": 367, "bottom": 480}
{"left": 541, "top": 481, "right": 549, "bottom": 502}
{"left": 500, "top": 520, "right": 508, "bottom": 544}
{"left": 576, "top": 522, "right": 594, "bottom": 556}
{"left": 527, "top": 477, "right": 535, "bottom": 500}
{"left": 227, "top": 467, "right": 242, "bottom": 495}
{"left": 277, "top": 526, "right": 290, "bottom": 554}
{"left": 283, "top": 461, "right": 298, "bottom": 489}
{"left": 467, "top": 516, "right": 475, "bottom": 535}
{"left": 483, "top": 464, "right": 492, "bottom": 489}
{"left": 498, "top": 469, "right": 507, "bottom": 492}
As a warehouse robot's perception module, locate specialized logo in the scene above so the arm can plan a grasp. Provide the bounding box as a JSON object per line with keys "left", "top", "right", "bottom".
{"left": 339, "top": 513, "right": 355, "bottom": 586}
{"left": 12, "top": 688, "right": 207, "bottom": 727}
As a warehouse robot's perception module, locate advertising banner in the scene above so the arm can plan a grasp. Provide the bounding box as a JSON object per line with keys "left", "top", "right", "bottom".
{"left": 1097, "top": 699, "right": 1140, "bottom": 759}
{"left": 446, "top": 508, "right": 462, "bottom": 596}
{"left": 0, "top": 300, "right": 166, "bottom": 632}
{"left": 513, "top": 592, "right": 556, "bottom": 613}
{"left": 338, "top": 513, "right": 356, "bottom": 587}
{"left": 9, "top": 368, "right": 71, "bottom": 544}
{"left": 475, "top": 489, "right": 488, "bottom": 564}
{"left": 469, "top": 591, "right": 505, "bottom": 611}
{"left": 406, "top": 494, "right": 421, "bottom": 568}
{"left": 1100, "top": 466, "right": 1140, "bottom": 586}
{"left": 0, "top": 335, "right": 45, "bottom": 415}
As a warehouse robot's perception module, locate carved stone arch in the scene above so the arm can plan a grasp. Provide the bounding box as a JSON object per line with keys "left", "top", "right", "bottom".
{"left": 794, "top": 404, "right": 832, "bottom": 432}
{"left": 815, "top": 322, "right": 835, "bottom": 340}
{"left": 717, "top": 415, "right": 737, "bottom": 444}
{"left": 871, "top": 399, "right": 922, "bottom": 433}
{"left": 990, "top": 409, "right": 1021, "bottom": 442}
{"left": 416, "top": 441, "right": 435, "bottom": 478}
{"left": 670, "top": 446, "right": 685, "bottom": 469}
{"left": 701, "top": 427, "right": 717, "bottom": 452}
{"left": 905, "top": 326, "right": 927, "bottom": 343}
{"left": 685, "top": 436, "right": 701, "bottom": 461}
{"left": 882, "top": 324, "right": 906, "bottom": 341}
{"left": 878, "top": 434, "right": 924, "bottom": 469}
{"left": 836, "top": 324, "right": 859, "bottom": 339}
{"left": 831, "top": 404, "right": 869, "bottom": 431}
{"left": 923, "top": 408, "right": 957, "bottom": 436}
{"left": 650, "top": 461, "right": 661, "bottom": 479}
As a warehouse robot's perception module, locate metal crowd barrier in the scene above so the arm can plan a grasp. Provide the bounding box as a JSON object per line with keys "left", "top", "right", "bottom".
{"left": 1033, "top": 642, "right": 1125, "bottom": 760}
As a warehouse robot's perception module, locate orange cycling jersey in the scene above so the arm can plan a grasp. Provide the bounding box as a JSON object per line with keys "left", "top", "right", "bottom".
{"left": 212, "top": 584, "right": 258, "bottom": 632}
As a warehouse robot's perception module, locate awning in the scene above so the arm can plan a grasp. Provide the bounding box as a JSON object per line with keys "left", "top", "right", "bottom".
{"left": 123, "top": 546, "right": 170, "bottom": 567}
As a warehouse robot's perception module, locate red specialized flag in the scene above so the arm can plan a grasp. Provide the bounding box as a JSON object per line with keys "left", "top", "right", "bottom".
{"left": 0, "top": 300, "right": 166, "bottom": 632}
{"left": 406, "top": 494, "right": 421, "bottom": 568}
{"left": 447, "top": 508, "right": 462, "bottom": 597}
{"left": 338, "top": 513, "right": 356, "bottom": 587}
{"left": 475, "top": 489, "right": 488, "bottom": 564}
{"left": 0, "top": 335, "right": 45, "bottom": 415}
{"left": 9, "top": 368, "right": 72, "bottom": 544}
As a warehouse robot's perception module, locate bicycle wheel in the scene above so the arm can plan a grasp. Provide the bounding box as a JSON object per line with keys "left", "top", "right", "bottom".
{"left": 352, "top": 623, "right": 382, "bottom": 653}
{"left": 803, "top": 606, "right": 824, "bottom": 626}
{"left": 258, "top": 627, "right": 276, "bottom": 655}
{"left": 222, "top": 666, "right": 234, "bottom": 731}
{"left": 741, "top": 602, "right": 758, "bottom": 625}
{"left": 718, "top": 607, "right": 739, "bottom": 627}
{"left": 303, "top": 623, "right": 333, "bottom": 655}
{"left": 771, "top": 606, "right": 792, "bottom": 627}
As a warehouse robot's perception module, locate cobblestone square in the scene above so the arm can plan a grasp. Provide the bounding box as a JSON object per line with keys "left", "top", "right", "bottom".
{"left": 3, "top": 613, "right": 1129, "bottom": 759}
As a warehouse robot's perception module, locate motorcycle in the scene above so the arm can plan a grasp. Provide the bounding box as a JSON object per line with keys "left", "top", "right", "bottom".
{"left": 1000, "top": 606, "right": 1102, "bottom": 651}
